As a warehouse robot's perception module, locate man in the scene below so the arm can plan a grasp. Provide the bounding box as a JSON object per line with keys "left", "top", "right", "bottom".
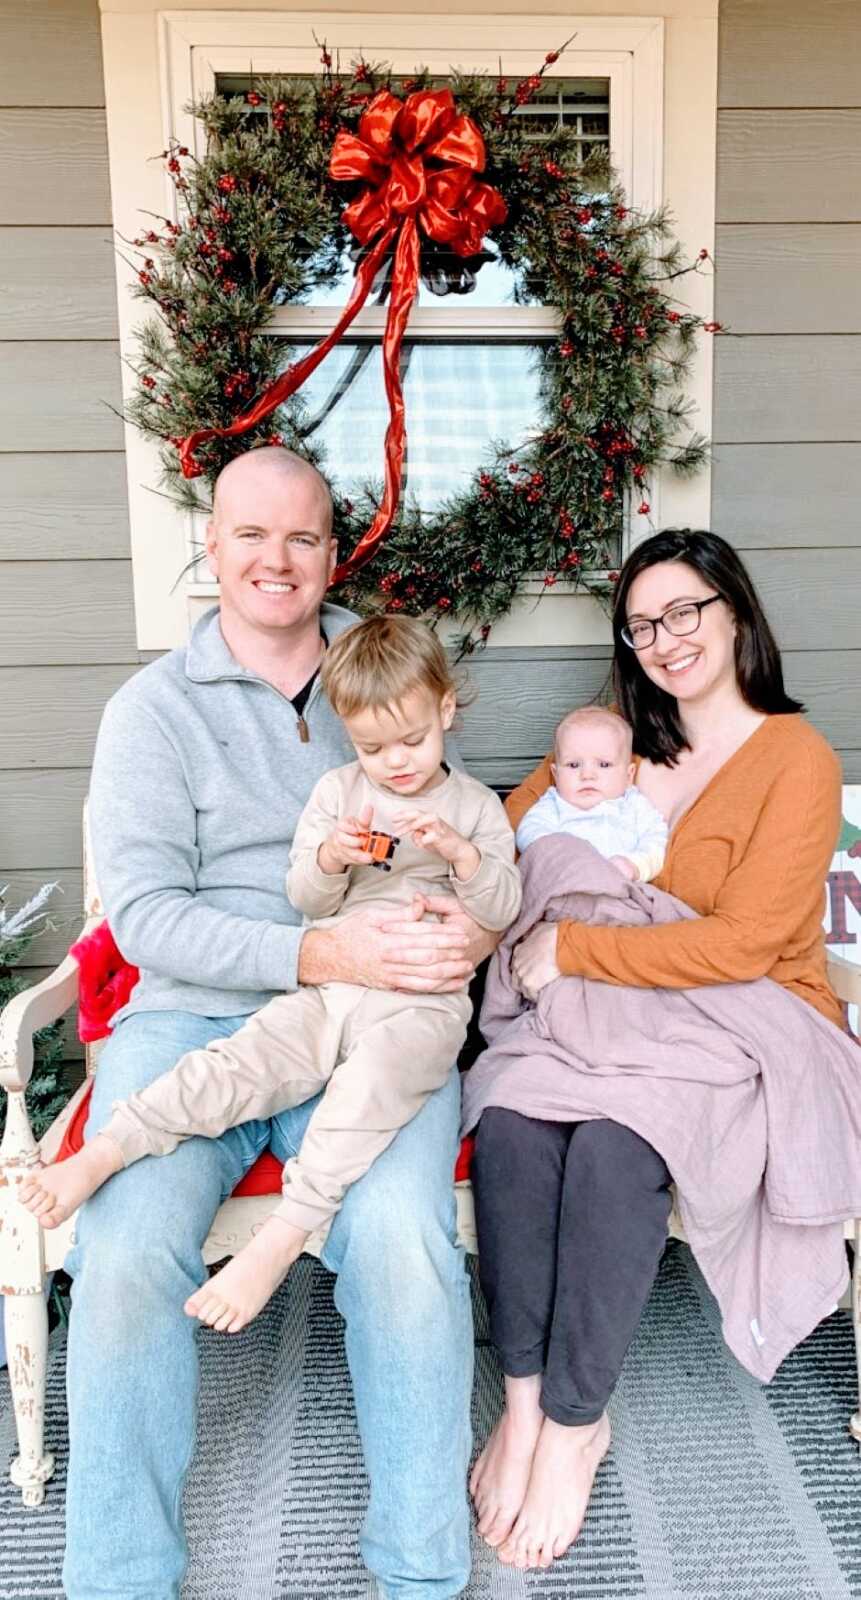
{"left": 64, "top": 447, "right": 489, "bottom": 1598}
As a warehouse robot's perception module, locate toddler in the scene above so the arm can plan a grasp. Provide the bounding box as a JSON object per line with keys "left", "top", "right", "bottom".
{"left": 516, "top": 706, "right": 667, "bottom": 880}
{"left": 21, "top": 617, "right": 521, "bottom": 1332}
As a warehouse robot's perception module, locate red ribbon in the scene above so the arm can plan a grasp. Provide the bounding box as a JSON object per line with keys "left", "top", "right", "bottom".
{"left": 178, "top": 88, "right": 507, "bottom": 584}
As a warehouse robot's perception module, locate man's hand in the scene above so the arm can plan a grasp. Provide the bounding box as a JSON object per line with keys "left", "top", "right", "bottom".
{"left": 511, "top": 921, "right": 561, "bottom": 1001}
{"left": 298, "top": 892, "right": 495, "bottom": 993}
{"left": 392, "top": 811, "right": 480, "bottom": 882}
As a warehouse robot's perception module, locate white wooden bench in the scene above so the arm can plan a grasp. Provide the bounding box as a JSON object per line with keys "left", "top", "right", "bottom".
{"left": 1, "top": 798, "right": 860, "bottom": 1506}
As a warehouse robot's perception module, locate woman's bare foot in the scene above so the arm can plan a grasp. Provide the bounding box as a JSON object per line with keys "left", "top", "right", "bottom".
{"left": 185, "top": 1215, "right": 308, "bottom": 1334}
{"left": 469, "top": 1374, "right": 544, "bottom": 1547}
{"left": 498, "top": 1412, "right": 611, "bottom": 1570}
{"left": 18, "top": 1134, "right": 124, "bottom": 1228}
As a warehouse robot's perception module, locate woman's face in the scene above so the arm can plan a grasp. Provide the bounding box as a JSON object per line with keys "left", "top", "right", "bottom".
{"left": 624, "top": 560, "right": 738, "bottom": 704}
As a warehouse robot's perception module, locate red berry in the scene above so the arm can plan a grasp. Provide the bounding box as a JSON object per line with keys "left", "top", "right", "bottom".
{"left": 354, "top": 62, "right": 369, "bottom": 82}
{"left": 703, "top": 321, "right": 722, "bottom": 333}
{"left": 608, "top": 570, "right": 620, "bottom": 583}
{"left": 559, "top": 340, "right": 573, "bottom": 358}
{"left": 246, "top": 91, "right": 262, "bottom": 107}
{"left": 178, "top": 146, "right": 189, "bottom": 157}
{"left": 576, "top": 208, "right": 592, "bottom": 224}
{"left": 601, "top": 488, "right": 615, "bottom": 503}
{"left": 545, "top": 50, "right": 559, "bottom": 63}
{"left": 614, "top": 205, "right": 628, "bottom": 219}
{"left": 634, "top": 325, "right": 647, "bottom": 339}
{"left": 436, "top": 596, "right": 452, "bottom": 610}
{"left": 496, "top": 78, "right": 508, "bottom": 94}
{"left": 666, "top": 310, "right": 681, "bottom": 324}
{"left": 217, "top": 174, "right": 238, "bottom": 193}
{"left": 320, "top": 49, "right": 332, "bottom": 68}
{"left": 140, "top": 374, "right": 156, "bottom": 389}
{"left": 138, "top": 270, "right": 151, "bottom": 286}
{"left": 167, "top": 158, "right": 181, "bottom": 174}
{"left": 222, "top": 278, "right": 238, "bottom": 293}
{"left": 698, "top": 248, "right": 709, "bottom": 260}
{"left": 638, "top": 501, "right": 651, "bottom": 515}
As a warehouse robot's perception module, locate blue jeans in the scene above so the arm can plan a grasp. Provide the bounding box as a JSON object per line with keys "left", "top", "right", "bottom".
{"left": 63, "top": 1010, "right": 473, "bottom": 1599}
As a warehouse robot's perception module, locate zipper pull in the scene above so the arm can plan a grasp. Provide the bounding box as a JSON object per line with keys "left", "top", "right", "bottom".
{"left": 297, "top": 715, "right": 310, "bottom": 743}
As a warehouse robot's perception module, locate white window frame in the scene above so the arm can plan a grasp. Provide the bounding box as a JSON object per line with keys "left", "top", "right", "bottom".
{"left": 101, "top": 7, "right": 717, "bottom": 650}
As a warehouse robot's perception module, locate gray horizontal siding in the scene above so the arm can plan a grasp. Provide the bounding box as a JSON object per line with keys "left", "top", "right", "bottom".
{"left": 711, "top": 444, "right": 861, "bottom": 546}
{"left": 718, "top": 0, "right": 861, "bottom": 110}
{"left": 0, "top": 342, "right": 124, "bottom": 450}
{"left": 715, "top": 226, "right": 861, "bottom": 335}
{"left": 714, "top": 0, "right": 861, "bottom": 784}
{"left": 0, "top": 109, "right": 111, "bottom": 224}
{"left": 713, "top": 336, "right": 861, "bottom": 443}
{"left": 0, "top": 0, "right": 136, "bottom": 1034}
{"left": 1, "top": 228, "right": 119, "bottom": 340}
{"left": 716, "top": 110, "right": 861, "bottom": 223}
{"left": 0, "top": 769, "right": 89, "bottom": 868}
{"left": 0, "top": 563, "right": 138, "bottom": 665}
{"left": 0, "top": 454, "right": 131, "bottom": 559}
{"left": 0, "top": 665, "right": 139, "bottom": 764}
{"left": 0, "top": 0, "right": 105, "bottom": 108}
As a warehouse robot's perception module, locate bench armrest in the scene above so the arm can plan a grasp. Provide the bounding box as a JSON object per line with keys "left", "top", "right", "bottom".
{"left": 826, "top": 951, "right": 861, "bottom": 1010}
{"left": 0, "top": 917, "right": 101, "bottom": 1093}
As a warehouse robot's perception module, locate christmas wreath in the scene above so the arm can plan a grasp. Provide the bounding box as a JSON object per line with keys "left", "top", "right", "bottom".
{"left": 128, "top": 46, "right": 716, "bottom": 648}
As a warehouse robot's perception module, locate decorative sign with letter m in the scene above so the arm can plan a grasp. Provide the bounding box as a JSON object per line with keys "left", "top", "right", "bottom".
{"left": 825, "top": 786, "right": 861, "bottom": 1040}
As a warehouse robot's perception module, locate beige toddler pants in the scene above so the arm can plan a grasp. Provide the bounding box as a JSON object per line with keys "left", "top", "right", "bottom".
{"left": 101, "top": 983, "right": 472, "bottom": 1232}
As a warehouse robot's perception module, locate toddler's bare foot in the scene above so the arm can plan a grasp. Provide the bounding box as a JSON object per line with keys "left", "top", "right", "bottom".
{"left": 470, "top": 1374, "right": 543, "bottom": 1548}
{"left": 18, "top": 1134, "right": 124, "bottom": 1228}
{"left": 185, "top": 1215, "right": 308, "bottom": 1334}
{"left": 498, "top": 1411, "right": 611, "bottom": 1570}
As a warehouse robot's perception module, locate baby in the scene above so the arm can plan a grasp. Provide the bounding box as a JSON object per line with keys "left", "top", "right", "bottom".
{"left": 21, "top": 616, "right": 522, "bottom": 1332}
{"left": 515, "top": 706, "right": 667, "bottom": 880}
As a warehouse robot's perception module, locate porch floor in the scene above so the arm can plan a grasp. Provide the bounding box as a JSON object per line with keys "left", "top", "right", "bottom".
{"left": 2, "top": 1244, "right": 859, "bottom": 1598}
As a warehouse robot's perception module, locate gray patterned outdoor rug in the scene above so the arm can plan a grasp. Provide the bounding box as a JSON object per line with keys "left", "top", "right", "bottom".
{"left": 1, "top": 1243, "right": 860, "bottom": 1600}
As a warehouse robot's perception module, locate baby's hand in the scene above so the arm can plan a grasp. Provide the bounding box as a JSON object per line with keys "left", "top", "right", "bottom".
{"left": 392, "top": 810, "right": 464, "bottom": 863}
{"left": 608, "top": 854, "right": 639, "bottom": 881}
{"left": 318, "top": 805, "right": 376, "bottom": 873}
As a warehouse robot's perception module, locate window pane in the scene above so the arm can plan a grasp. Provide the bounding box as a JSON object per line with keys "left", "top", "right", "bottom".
{"left": 214, "top": 74, "right": 609, "bottom": 309}
{"left": 285, "top": 339, "right": 543, "bottom": 509}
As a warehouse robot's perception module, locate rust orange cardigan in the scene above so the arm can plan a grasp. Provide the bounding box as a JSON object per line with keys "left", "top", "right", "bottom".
{"left": 504, "top": 714, "right": 843, "bottom": 1028}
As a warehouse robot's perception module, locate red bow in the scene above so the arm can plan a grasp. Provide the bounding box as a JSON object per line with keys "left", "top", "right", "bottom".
{"left": 178, "top": 89, "right": 506, "bottom": 584}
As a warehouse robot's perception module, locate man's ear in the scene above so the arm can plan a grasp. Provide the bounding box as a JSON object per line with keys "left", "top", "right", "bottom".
{"left": 441, "top": 689, "right": 457, "bottom": 731}
{"left": 204, "top": 520, "right": 219, "bottom": 580}
{"left": 327, "top": 538, "right": 338, "bottom": 582}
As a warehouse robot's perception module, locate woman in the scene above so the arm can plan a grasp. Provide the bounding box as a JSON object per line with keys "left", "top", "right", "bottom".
{"left": 468, "top": 529, "right": 843, "bottom": 1572}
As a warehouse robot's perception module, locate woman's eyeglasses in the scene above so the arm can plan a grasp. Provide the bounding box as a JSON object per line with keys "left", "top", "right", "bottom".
{"left": 621, "top": 594, "right": 723, "bottom": 651}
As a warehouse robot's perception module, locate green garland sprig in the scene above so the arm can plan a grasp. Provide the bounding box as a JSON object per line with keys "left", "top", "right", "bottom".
{"left": 127, "top": 48, "right": 717, "bottom": 650}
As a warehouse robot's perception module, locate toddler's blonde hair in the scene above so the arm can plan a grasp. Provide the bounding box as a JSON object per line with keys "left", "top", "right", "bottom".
{"left": 554, "top": 705, "right": 633, "bottom": 760}
{"left": 322, "top": 615, "right": 458, "bottom": 720}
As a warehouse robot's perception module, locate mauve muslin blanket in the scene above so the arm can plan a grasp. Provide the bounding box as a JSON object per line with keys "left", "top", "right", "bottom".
{"left": 461, "top": 835, "right": 861, "bottom": 1382}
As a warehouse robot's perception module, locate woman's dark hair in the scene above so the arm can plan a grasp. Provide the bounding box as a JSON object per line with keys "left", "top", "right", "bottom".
{"left": 612, "top": 529, "right": 802, "bottom": 766}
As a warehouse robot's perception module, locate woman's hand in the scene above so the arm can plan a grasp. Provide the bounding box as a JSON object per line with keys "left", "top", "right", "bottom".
{"left": 511, "top": 921, "right": 561, "bottom": 1000}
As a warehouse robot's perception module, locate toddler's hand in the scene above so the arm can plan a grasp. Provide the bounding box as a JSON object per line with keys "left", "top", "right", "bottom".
{"left": 608, "top": 854, "right": 639, "bottom": 881}
{"left": 393, "top": 810, "right": 481, "bottom": 883}
{"left": 318, "top": 805, "right": 376, "bottom": 873}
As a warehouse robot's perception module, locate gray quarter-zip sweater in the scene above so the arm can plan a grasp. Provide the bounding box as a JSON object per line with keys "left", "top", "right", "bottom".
{"left": 88, "top": 603, "right": 358, "bottom": 1023}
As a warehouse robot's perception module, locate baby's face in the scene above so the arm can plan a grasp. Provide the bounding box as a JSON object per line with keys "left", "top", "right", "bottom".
{"left": 552, "top": 723, "right": 635, "bottom": 810}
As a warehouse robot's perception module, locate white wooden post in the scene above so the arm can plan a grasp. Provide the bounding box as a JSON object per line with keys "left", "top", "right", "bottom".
{"left": 0, "top": 1092, "right": 54, "bottom": 1504}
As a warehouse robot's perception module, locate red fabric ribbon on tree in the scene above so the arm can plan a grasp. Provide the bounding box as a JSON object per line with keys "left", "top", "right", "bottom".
{"left": 177, "top": 87, "right": 507, "bottom": 583}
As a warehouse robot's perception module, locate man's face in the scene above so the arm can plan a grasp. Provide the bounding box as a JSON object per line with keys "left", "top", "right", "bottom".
{"left": 206, "top": 463, "right": 336, "bottom": 637}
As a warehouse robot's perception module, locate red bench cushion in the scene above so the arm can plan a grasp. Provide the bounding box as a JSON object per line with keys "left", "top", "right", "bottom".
{"left": 55, "top": 1080, "right": 475, "bottom": 1191}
